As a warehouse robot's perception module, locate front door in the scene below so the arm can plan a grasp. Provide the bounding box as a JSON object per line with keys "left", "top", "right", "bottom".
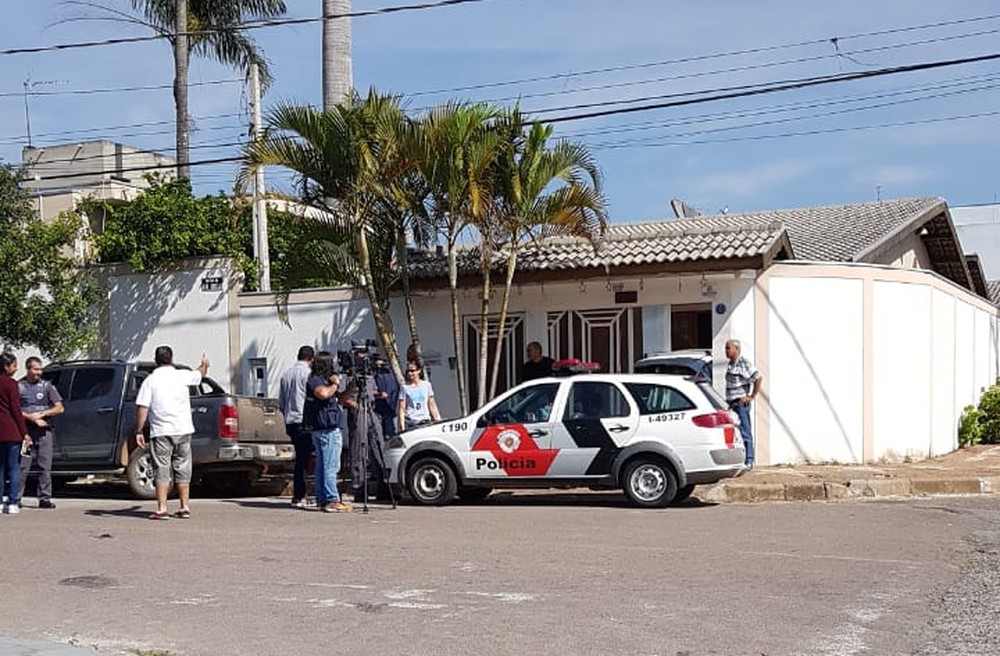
{"left": 466, "top": 382, "right": 561, "bottom": 479}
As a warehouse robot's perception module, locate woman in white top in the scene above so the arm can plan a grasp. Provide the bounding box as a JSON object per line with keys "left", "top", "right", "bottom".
{"left": 398, "top": 362, "right": 440, "bottom": 432}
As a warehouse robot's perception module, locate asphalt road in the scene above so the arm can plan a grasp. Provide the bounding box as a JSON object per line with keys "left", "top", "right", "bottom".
{"left": 1, "top": 489, "right": 998, "bottom": 656}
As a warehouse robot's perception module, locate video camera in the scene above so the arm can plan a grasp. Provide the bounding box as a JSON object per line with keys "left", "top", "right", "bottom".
{"left": 337, "top": 338, "right": 379, "bottom": 377}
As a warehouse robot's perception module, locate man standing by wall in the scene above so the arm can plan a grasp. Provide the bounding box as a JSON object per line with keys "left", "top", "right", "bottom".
{"left": 725, "top": 339, "right": 762, "bottom": 468}
{"left": 279, "top": 345, "right": 315, "bottom": 509}
{"left": 135, "top": 346, "right": 209, "bottom": 520}
{"left": 18, "top": 356, "right": 63, "bottom": 509}
{"left": 521, "top": 341, "right": 555, "bottom": 382}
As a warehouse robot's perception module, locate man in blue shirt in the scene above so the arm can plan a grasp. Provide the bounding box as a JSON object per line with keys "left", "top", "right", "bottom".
{"left": 278, "top": 345, "right": 315, "bottom": 509}
{"left": 18, "top": 356, "right": 63, "bottom": 509}
{"left": 372, "top": 354, "right": 400, "bottom": 440}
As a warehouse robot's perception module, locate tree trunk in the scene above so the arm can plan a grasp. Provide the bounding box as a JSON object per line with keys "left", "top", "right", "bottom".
{"left": 322, "top": 0, "right": 353, "bottom": 109}
{"left": 489, "top": 248, "right": 517, "bottom": 398}
{"left": 477, "top": 263, "right": 491, "bottom": 408}
{"left": 448, "top": 241, "right": 468, "bottom": 415}
{"left": 356, "top": 227, "right": 404, "bottom": 384}
{"left": 173, "top": 0, "right": 190, "bottom": 179}
{"left": 397, "top": 224, "right": 419, "bottom": 386}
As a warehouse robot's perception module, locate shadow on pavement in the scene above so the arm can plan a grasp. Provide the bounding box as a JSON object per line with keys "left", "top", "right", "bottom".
{"left": 453, "top": 490, "right": 720, "bottom": 509}
{"left": 83, "top": 505, "right": 150, "bottom": 519}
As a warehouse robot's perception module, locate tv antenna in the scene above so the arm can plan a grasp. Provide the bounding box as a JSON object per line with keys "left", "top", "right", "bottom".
{"left": 23, "top": 77, "right": 67, "bottom": 149}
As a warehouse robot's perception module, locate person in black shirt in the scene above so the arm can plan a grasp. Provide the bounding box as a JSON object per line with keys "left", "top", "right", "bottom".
{"left": 521, "top": 341, "right": 555, "bottom": 382}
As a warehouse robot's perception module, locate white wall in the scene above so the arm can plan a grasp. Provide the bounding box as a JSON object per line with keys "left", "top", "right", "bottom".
{"left": 762, "top": 263, "right": 1000, "bottom": 464}
{"left": 106, "top": 259, "right": 236, "bottom": 389}
{"left": 765, "top": 276, "right": 864, "bottom": 464}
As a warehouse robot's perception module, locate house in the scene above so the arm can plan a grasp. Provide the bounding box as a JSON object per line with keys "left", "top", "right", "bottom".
{"left": 99, "top": 197, "right": 1000, "bottom": 465}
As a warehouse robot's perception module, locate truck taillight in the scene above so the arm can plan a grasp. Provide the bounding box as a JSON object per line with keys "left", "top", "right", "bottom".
{"left": 220, "top": 403, "right": 239, "bottom": 440}
{"left": 692, "top": 410, "right": 737, "bottom": 448}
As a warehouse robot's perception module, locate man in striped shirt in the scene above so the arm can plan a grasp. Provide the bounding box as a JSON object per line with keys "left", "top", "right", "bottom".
{"left": 725, "top": 339, "right": 762, "bottom": 467}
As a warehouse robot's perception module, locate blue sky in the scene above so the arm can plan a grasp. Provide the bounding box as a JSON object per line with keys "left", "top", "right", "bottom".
{"left": 2, "top": 0, "right": 1000, "bottom": 222}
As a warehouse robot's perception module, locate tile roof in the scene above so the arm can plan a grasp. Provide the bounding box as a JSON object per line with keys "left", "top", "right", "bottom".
{"left": 407, "top": 223, "right": 789, "bottom": 279}
{"left": 987, "top": 280, "right": 1000, "bottom": 306}
{"left": 405, "top": 197, "right": 953, "bottom": 281}
{"left": 621, "top": 197, "right": 944, "bottom": 262}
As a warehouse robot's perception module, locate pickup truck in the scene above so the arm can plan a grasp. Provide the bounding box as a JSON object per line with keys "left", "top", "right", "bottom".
{"left": 38, "top": 360, "right": 293, "bottom": 499}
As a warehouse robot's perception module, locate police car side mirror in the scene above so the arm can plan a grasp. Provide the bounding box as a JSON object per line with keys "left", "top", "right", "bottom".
{"left": 476, "top": 415, "right": 488, "bottom": 428}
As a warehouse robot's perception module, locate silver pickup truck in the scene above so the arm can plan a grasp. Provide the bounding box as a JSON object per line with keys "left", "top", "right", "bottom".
{"left": 39, "top": 360, "right": 292, "bottom": 498}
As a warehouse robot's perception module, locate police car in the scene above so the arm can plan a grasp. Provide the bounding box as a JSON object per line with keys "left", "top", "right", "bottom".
{"left": 385, "top": 360, "right": 746, "bottom": 508}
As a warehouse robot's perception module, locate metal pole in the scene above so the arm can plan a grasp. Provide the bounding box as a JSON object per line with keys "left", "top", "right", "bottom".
{"left": 250, "top": 62, "right": 271, "bottom": 292}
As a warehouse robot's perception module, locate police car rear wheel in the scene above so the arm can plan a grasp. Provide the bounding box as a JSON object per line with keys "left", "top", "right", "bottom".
{"left": 622, "top": 457, "right": 677, "bottom": 508}
{"left": 407, "top": 457, "right": 457, "bottom": 506}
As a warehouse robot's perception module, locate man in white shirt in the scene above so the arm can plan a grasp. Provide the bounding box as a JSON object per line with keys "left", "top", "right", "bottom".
{"left": 135, "top": 345, "right": 209, "bottom": 520}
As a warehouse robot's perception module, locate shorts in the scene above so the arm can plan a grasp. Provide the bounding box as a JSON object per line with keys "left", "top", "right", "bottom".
{"left": 150, "top": 434, "right": 193, "bottom": 484}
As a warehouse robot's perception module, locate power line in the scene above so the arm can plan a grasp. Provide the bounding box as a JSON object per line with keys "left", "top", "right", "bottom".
{"left": 26, "top": 155, "right": 243, "bottom": 183}
{"left": 403, "top": 13, "right": 1000, "bottom": 97}
{"left": 558, "top": 72, "right": 1000, "bottom": 140}
{"left": 0, "top": 0, "right": 499, "bottom": 57}
{"left": 0, "top": 78, "right": 240, "bottom": 99}
{"left": 585, "top": 110, "right": 1000, "bottom": 150}
{"left": 0, "top": 112, "right": 243, "bottom": 145}
{"left": 541, "top": 51, "right": 1000, "bottom": 124}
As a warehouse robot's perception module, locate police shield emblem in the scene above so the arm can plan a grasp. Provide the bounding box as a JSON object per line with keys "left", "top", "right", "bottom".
{"left": 497, "top": 429, "right": 521, "bottom": 454}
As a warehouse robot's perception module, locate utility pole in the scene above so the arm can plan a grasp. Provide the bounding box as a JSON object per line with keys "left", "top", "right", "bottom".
{"left": 250, "top": 62, "right": 271, "bottom": 292}
{"left": 174, "top": 0, "right": 190, "bottom": 179}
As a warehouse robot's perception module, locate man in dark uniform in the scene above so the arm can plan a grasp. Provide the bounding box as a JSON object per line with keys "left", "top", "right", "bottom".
{"left": 339, "top": 351, "right": 388, "bottom": 503}
{"left": 372, "top": 354, "right": 400, "bottom": 440}
{"left": 18, "top": 356, "right": 63, "bottom": 509}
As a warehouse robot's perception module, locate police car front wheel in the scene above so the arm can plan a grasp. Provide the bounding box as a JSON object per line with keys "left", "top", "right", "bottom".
{"left": 407, "top": 456, "right": 458, "bottom": 506}
{"left": 622, "top": 457, "right": 678, "bottom": 508}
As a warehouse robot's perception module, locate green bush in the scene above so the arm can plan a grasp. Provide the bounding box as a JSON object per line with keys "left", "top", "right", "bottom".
{"left": 978, "top": 382, "right": 1000, "bottom": 444}
{"left": 958, "top": 405, "right": 983, "bottom": 447}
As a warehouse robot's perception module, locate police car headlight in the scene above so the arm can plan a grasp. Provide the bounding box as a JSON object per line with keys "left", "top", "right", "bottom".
{"left": 386, "top": 436, "right": 405, "bottom": 450}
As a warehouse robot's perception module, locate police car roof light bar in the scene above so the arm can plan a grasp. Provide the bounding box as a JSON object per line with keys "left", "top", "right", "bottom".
{"left": 551, "top": 359, "right": 601, "bottom": 375}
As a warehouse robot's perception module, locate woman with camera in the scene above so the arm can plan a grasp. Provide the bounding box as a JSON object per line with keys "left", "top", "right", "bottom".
{"left": 303, "top": 353, "right": 351, "bottom": 513}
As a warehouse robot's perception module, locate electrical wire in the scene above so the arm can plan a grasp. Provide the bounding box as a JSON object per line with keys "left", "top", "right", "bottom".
{"left": 0, "top": 0, "right": 500, "bottom": 57}
{"left": 0, "top": 78, "right": 240, "bottom": 99}
{"left": 540, "top": 51, "right": 1000, "bottom": 123}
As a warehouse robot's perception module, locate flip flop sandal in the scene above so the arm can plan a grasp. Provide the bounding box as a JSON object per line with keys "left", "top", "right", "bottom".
{"left": 173, "top": 509, "right": 191, "bottom": 519}
{"left": 148, "top": 511, "right": 170, "bottom": 521}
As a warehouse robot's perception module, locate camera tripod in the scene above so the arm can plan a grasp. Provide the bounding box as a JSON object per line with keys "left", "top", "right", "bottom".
{"left": 348, "top": 370, "right": 397, "bottom": 513}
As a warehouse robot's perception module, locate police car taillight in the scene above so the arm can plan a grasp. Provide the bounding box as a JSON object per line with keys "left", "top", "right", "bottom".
{"left": 551, "top": 359, "right": 601, "bottom": 375}
{"left": 692, "top": 410, "right": 736, "bottom": 447}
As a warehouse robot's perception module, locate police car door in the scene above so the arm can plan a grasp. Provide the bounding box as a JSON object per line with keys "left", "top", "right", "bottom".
{"left": 466, "top": 382, "right": 561, "bottom": 480}
{"left": 549, "top": 380, "right": 639, "bottom": 479}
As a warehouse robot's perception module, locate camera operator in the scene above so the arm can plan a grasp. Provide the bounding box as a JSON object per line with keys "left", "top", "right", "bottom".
{"left": 372, "top": 354, "right": 400, "bottom": 440}
{"left": 338, "top": 347, "right": 390, "bottom": 504}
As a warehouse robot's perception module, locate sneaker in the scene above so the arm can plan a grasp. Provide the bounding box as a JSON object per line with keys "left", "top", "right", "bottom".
{"left": 291, "top": 498, "right": 308, "bottom": 509}
{"left": 6, "top": 504, "right": 19, "bottom": 515}
{"left": 1, "top": 503, "right": 6, "bottom": 515}
{"left": 38, "top": 499, "right": 56, "bottom": 509}
{"left": 323, "top": 501, "right": 353, "bottom": 513}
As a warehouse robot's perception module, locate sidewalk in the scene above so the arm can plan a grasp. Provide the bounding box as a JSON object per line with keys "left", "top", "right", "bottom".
{"left": 696, "top": 444, "right": 1000, "bottom": 503}
{"left": 0, "top": 635, "right": 117, "bottom": 656}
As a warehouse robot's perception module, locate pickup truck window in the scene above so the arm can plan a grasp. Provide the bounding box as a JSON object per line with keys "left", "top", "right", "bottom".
{"left": 69, "top": 367, "right": 116, "bottom": 401}
{"left": 42, "top": 370, "right": 71, "bottom": 399}
{"left": 129, "top": 372, "right": 225, "bottom": 399}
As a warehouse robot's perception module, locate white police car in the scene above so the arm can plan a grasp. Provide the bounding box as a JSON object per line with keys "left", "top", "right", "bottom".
{"left": 385, "top": 361, "right": 745, "bottom": 508}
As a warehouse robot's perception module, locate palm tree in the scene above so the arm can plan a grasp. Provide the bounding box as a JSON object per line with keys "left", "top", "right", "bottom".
{"left": 238, "top": 91, "right": 412, "bottom": 383}
{"left": 322, "top": 0, "right": 352, "bottom": 108}
{"left": 487, "top": 112, "right": 608, "bottom": 398}
{"left": 65, "top": 1, "right": 287, "bottom": 178}
{"left": 414, "top": 102, "right": 502, "bottom": 414}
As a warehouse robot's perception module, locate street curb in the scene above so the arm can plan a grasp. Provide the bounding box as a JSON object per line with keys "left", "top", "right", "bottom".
{"left": 697, "top": 477, "right": 1000, "bottom": 503}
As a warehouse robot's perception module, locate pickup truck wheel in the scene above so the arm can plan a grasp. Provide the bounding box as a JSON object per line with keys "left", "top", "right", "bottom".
{"left": 406, "top": 457, "right": 457, "bottom": 506}
{"left": 126, "top": 446, "right": 161, "bottom": 500}
{"left": 621, "top": 456, "right": 677, "bottom": 508}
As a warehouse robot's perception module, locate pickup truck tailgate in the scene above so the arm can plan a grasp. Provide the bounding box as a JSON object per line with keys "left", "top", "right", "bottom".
{"left": 235, "top": 396, "right": 287, "bottom": 442}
